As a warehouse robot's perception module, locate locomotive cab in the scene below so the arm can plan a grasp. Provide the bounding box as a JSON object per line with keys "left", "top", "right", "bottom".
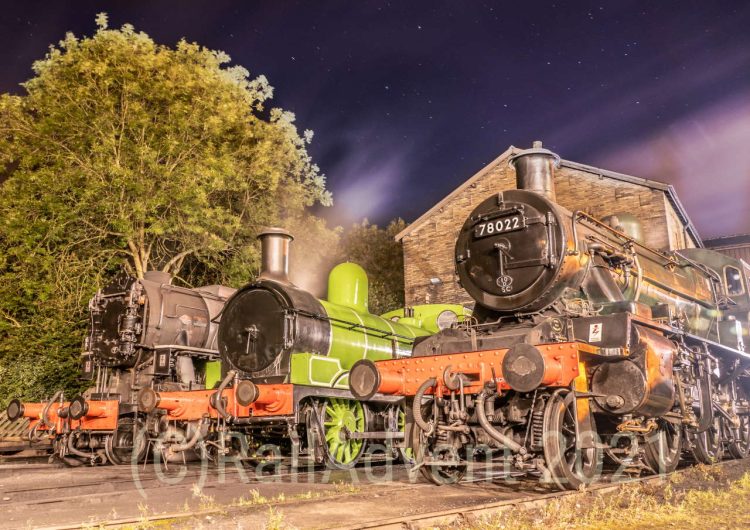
{"left": 87, "top": 270, "right": 230, "bottom": 381}
{"left": 679, "top": 247, "right": 750, "bottom": 350}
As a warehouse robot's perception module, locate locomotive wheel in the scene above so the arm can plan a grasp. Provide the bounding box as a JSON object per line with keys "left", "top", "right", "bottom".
{"left": 690, "top": 415, "right": 723, "bottom": 464}
{"left": 542, "top": 391, "right": 600, "bottom": 490}
{"left": 319, "top": 398, "right": 366, "bottom": 469}
{"left": 724, "top": 414, "right": 750, "bottom": 459}
{"left": 397, "top": 406, "right": 415, "bottom": 465}
{"left": 409, "top": 400, "right": 467, "bottom": 485}
{"left": 725, "top": 378, "right": 750, "bottom": 459}
{"left": 105, "top": 416, "right": 147, "bottom": 465}
{"left": 643, "top": 419, "right": 682, "bottom": 474}
{"left": 419, "top": 439, "right": 467, "bottom": 485}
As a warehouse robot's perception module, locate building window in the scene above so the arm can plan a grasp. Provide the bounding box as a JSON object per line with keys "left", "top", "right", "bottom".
{"left": 724, "top": 266, "right": 745, "bottom": 296}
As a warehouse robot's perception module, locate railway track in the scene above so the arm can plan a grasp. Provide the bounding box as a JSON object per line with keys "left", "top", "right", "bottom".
{"left": 0, "top": 457, "right": 530, "bottom": 529}
{"left": 1, "top": 457, "right": 745, "bottom": 529}
{"left": 0, "top": 456, "right": 420, "bottom": 528}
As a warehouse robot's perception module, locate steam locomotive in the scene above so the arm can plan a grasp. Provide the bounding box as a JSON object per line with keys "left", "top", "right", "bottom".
{"left": 137, "top": 229, "right": 469, "bottom": 469}
{"left": 349, "top": 142, "right": 750, "bottom": 488}
{"left": 6, "top": 272, "right": 235, "bottom": 465}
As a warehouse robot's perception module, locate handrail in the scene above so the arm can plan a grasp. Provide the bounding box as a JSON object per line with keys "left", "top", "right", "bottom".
{"left": 291, "top": 308, "right": 416, "bottom": 343}
{"left": 572, "top": 210, "right": 678, "bottom": 267}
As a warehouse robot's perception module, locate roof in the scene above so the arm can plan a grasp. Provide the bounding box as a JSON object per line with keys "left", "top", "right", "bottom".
{"left": 704, "top": 233, "right": 750, "bottom": 249}
{"left": 395, "top": 145, "right": 703, "bottom": 248}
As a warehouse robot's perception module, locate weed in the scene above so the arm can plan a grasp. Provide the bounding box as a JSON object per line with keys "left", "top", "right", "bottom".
{"left": 332, "top": 481, "right": 361, "bottom": 495}
{"left": 264, "top": 506, "right": 289, "bottom": 530}
{"left": 453, "top": 470, "right": 750, "bottom": 530}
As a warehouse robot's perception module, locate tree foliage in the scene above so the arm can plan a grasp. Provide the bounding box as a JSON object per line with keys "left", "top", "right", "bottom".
{"left": 0, "top": 15, "right": 335, "bottom": 403}
{"left": 337, "top": 219, "right": 407, "bottom": 315}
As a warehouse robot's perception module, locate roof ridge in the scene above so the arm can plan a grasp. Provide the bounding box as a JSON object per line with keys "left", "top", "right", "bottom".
{"left": 394, "top": 145, "right": 518, "bottom": 241}
{"left": 395, "top": 144, "right": 702, "bottom": 248}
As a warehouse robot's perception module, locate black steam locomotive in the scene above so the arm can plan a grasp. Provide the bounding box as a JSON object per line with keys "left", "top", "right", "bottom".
{"left": 350, "top": 142, "right": 750, "bottom": 488}
{"left": 7, "top": 271, "right": 234, "bottom": 465}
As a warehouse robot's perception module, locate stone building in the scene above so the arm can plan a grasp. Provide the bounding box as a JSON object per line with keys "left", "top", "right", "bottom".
{"left": 704, "top": 234, "right": 750, "bottom": 264}
{"left": 397, "top": 143, "right": 702, "bottom": 307}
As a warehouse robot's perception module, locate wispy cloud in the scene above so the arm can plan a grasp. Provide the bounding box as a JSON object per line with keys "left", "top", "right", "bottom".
{"left": 318, "top": 122, "right": 418, "bottom": 226}
{"left": 595, "top": 92, "right": 750, "bottom": 239}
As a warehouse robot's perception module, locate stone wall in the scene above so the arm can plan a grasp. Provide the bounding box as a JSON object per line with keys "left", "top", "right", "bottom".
{"left": 401, "top": 150, "right": 697, "bottom": 306}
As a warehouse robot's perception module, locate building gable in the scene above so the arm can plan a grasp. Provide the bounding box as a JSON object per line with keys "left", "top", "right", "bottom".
{"left": 399, "top": 144, "right": 702, "bottom": 306}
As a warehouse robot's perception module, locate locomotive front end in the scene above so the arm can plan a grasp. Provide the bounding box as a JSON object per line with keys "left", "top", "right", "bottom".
{"left": 455, "top": 142, "right": 586, "bottom": 318}
{"left": 352, "top": 141, "right": 734, "bottom": 489}
{"left": 86, "top": 272, "right": 146, "bottom": 369}
{"left": 218, "top": 228, "right": 435, "bottom": 386}
{"left": 217, "top": 228, "right": 332, "bottom": 383}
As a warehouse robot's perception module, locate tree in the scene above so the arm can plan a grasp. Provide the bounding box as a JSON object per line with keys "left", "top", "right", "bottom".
{"left": 338, "top": 219, "right": 407, "bottom": 315}
{"left": 0, "top": 15, "right": 335, "bottom": 403}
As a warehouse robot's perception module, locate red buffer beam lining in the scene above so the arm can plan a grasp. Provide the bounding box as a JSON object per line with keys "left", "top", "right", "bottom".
{"left": 352, "top": 342, "right": 582, "bottom": 398}
{"left": 141, "top": 384, "right": 293, "bottom": 421}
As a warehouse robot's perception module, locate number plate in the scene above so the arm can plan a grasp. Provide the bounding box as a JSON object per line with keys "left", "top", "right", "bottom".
{"left": 474, "top": 215, "right": 524, "bottom": 238}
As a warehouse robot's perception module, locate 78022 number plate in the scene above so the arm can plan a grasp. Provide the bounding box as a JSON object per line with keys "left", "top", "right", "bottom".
{"left": 474, "top": 215, "right": 524, "bottom": 238}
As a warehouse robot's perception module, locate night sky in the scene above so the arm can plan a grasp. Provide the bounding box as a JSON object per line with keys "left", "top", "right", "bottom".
{"left": 2, "top": 1, "right": 749, "bottom": 239}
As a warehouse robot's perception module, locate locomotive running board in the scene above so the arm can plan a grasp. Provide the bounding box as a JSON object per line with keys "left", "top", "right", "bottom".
{"left": 344, "top": 431, "right": 405, "bottom": 440}
{"left": 630, "top": 314, "right": 750, "bottom": 362}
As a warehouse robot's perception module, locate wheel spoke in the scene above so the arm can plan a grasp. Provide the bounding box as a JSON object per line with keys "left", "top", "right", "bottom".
{"left": 541, "top": 393, "right": 600, "bottom": 489}
{"left": 319, "top": 399, "right": 366, "bottom": 466}
{"left": 336, "top": 443, "right": 345, "bottom": 462}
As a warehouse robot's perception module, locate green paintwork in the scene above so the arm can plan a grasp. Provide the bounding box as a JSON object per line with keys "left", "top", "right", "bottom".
{"left": 291, "top": 353, "right": 349, "bottom": 388}
{"left": 322, "top": 398, "right": 365, "bottom": 464}
{"left": 289, "top": 263, "right": 471, "bottom": 389}
{"left": 205, "top": 361, "right": 222, "bottom": 389}
{"left": 327, "top": 262, "right": 369, "bottom": 313}
{"left": 289, "top": 298, "right": 425, "bottom": 387}
{"left": 679, "top": 248, "right": 750, "bottom": 347}
{"left": 381, "top": 304, "right": 471, "bottom": 334}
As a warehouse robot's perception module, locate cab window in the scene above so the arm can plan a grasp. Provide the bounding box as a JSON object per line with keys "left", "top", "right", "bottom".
{"left": 724, "top": 266, "right": 745, "bottom": 296}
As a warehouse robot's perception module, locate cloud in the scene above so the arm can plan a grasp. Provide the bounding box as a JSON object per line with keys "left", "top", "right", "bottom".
{"left": 594, "top": 92, "right": 750, "bottom": 239}
{"left": 333, "top": 157, "right": 409, "bottom": 223}
{"left": 316, "top": 119, "right": 419, "bottom": 226}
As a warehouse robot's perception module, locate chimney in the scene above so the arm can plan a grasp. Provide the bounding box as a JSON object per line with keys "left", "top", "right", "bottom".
{"left": 257, "top": 227, "right": 294, "bottom": 283}
{"left": 509, "top": 140, "right": 561, "bottom": 201}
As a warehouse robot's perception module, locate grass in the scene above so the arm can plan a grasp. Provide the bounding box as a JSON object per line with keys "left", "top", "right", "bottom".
{"left": 232, "top": 481, "right": 361, "bottom": 508}
{"left": 456, "top": 466, "right": 750, "bottom": 530}
{"left": 115, "top": 481, "right": 362, "bottom": 529}
{"left": 263, "top": 507, "right": 288, "bottom": 530}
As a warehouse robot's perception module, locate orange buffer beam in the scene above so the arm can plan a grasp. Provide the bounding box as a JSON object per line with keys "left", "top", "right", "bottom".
{"left": 349, "top": 342, "right": 581, "bottom": 399}
{"left": 6, "top": 399, "right": 74, "bottom": 432}
{"left": 138, "top": 384, "right": 294, "bottom": 421}
{"left": 7, "top": 400, "right": 44, "bottom": 422}
{"left": 69, "top": 397, "right": 119, "bottom": 431}
{"left": 138, "top": 389, "right": 216, "bottom": 420}
{"left": 234, "top": 381, "right": 293, "bottom": 417}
